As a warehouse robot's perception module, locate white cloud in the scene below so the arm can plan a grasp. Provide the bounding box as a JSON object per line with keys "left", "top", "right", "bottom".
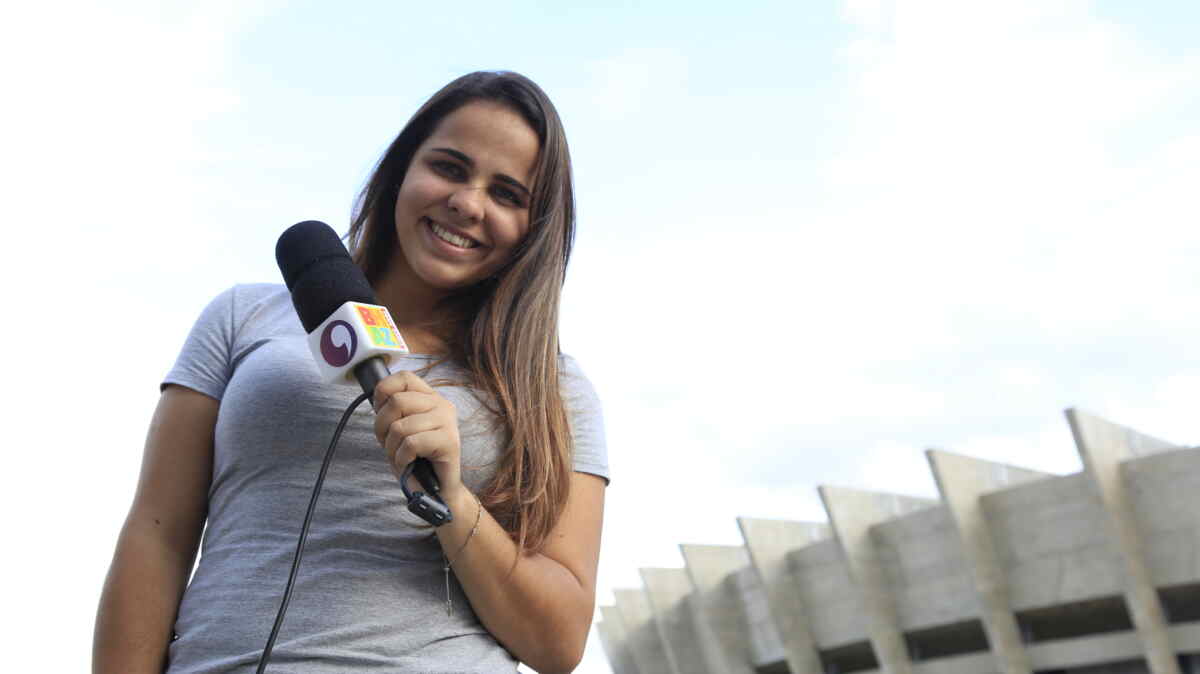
{"left": 588, "top": 2, "right": 1199, "bottom": 651}
{"left": 0, "top": 1, "right": 282, "bottom": 288}
{"left": 1092, "top": 371, "right": 1200, "bottom": 446}
{"left": 813, "top": 0, "right": 1200, "bottom": 348}
{"left": 1, "top": 1, "right": 274, "bottom": 667}
{"left": 947, "top": 419, "right": 1083, "bottom": 475}
{"left": 842, "top": 0, "right": 890, "bottom": 32}
{"left": 575, "top": 47, "right": 689, "bottom": 122}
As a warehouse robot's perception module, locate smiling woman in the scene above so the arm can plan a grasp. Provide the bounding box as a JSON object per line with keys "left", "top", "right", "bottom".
{"left": 93, "top": 72, "right": 607, "bottom": 674}
{"left": 387, "top": 101, "right": 538, "bottom": 297}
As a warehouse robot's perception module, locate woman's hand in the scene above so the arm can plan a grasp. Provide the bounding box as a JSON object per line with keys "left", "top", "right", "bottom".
{"left": 371, "top": 370, "right": 464, "bottom": 499}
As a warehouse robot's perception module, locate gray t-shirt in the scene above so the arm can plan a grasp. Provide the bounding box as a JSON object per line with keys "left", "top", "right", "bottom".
{"left": 162, "top": 284, "right": 608, "bottom": 673}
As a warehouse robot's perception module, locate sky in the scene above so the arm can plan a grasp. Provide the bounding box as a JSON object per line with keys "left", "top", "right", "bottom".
{"left": 2, "top": 1, "right": 1198, "bottom": 672}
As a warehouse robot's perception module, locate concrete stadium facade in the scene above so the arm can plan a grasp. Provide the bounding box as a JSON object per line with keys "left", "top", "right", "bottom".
{"left": 596, "top": 409, "right": 1200, "bottom": 674}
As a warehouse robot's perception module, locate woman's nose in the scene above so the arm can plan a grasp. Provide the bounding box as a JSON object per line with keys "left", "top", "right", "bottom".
{"left": 447, "top": 186, "right": 485, "bottom": 222}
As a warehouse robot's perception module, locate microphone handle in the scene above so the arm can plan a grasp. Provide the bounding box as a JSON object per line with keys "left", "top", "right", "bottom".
{"left": 353, "top": 358, "right": 447, "bottom": 507}
{"left": 354, "top": 356, "right": 393, "bottom": 399}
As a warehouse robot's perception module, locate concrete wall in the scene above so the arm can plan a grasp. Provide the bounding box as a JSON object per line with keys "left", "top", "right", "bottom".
{"left": 871, "top": 504, "right": 978, "bottom": 630}
{"left": 1121, "top": 449, "right": 1200, "bottom": 588}
{"left": 789, "top": 537, "right": 874, "bottom": 651}
{"left": 1067, "top": 660, "right": 1151, "bottom": 674}
{"left": 595, "top": 412, "right": 1200, "bottom": 674}
{"left": 982, "top": 473, "right": 1126, "bottom": 612}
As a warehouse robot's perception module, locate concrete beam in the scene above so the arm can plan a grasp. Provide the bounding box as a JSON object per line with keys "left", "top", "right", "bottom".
{"left": 737, "top": 517, "right": 829, "bottom": 674}
{"left": 597, "top": 620, "right": 636, "bottom": 674}
{"left": 1067, "top": 408, "right": 1181, "bottom": 674}
{"left": 680, "top": 544, "right": 755, "bottom": 674}
{"left": 732, "top": 564, "right": 788, "bottom": 668}
{"left": 927, "top": 449, "right": 1051, "bottom": 674}
{"left": 614, "top": 588, "right": 675, "bottom": 674}
{"left": 820, "top": 485, "right": 938, "bottom": 674}
{"left": 599, "top": 605, "right": 642, "bottom": 674}
{"left": 640, "top": 568, "right": 714, "bottom": 674}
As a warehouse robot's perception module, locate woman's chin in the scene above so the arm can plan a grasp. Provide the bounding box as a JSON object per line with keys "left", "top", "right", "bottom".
{"left": 414, "top": 267, "right": 488, "bottom": 294}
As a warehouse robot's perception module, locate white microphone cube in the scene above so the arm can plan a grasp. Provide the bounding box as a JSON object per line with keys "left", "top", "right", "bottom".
{"left": 306, "top": 301, "right": 410, "bottom": 384}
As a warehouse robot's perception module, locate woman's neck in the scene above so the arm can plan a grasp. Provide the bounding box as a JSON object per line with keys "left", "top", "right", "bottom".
{"left": 372, "top": 266, "right": 454, "bottom": 356}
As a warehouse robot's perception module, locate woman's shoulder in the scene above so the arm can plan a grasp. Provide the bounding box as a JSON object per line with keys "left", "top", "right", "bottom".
{"left": 164, "top": 284, "right": 293, "bottom": 399}
{"left": 193, "top": 283, "right": 289, "bottom": 318}
{"left": 557, "top": 353, "right": 604, "bottom": 421}
{"left": 222, "top": 282, "right": 290, "bottom": 312}
{"left": 557, "top": 352, "right": 608, "bottom": 480}
{"left": 198, "top": 283, "right": 294, "bottom": 330}
{"left": 557, "top": 353, "right": 598, "bottom": 399}
{"left": 181, "top": 283, "right": 299, "bottom": 362}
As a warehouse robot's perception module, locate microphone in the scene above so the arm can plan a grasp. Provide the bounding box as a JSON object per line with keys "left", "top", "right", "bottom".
{"left": 276, "top": 220, "right": 453, "bottom": 525}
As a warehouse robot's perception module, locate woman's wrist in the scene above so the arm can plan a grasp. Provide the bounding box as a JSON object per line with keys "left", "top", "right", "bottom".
{"left": 439, "top": 483, "right": 476, "bottom": 518}
{"left": 436, "top": 486, "right": 482, "bottom": 616}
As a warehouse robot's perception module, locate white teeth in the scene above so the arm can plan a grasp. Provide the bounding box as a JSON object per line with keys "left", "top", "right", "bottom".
{"left": 430, "top": 221, "right": 476, "bottom": 249}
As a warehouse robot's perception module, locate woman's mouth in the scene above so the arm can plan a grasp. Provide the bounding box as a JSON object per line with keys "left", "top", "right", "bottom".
{"left": 425, "top": 218, "right": 479, "bottom": 249}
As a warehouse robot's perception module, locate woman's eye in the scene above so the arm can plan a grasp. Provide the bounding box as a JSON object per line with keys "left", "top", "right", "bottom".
{"left": 431, "top": 161, "right": 465, "bottom": 179}
{"left": 492, "top": 185, "right": 524, "bottom": 207}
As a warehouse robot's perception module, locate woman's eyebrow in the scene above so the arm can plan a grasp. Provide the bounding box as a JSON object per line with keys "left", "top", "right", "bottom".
{"left": 495, "top": 174, "right": 531, "bottom": 197}
{"left": 431, "top": 147, "right": 530, "bottom": 197}
{"left": 431, "top": 147, "right": 473, "bottom": 166}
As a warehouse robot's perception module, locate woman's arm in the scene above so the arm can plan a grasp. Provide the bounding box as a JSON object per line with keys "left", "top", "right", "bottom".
{"left": 437, "top": 473, "right": 604, "bottom": 674}
{"left": 374, "top": 371, "right": 604, "bottom": 673}
{"left": 93, "top": 385, "right": 216, "bottom": 674}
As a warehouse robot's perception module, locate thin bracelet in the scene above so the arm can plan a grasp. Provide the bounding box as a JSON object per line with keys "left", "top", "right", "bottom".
{"left": 442, "top": 493, "right": 482, "bottom": 616}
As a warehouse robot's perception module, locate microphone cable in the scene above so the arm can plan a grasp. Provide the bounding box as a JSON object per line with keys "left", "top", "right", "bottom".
{"left": 255, "top": 390, "right": 373, "bottom": 674}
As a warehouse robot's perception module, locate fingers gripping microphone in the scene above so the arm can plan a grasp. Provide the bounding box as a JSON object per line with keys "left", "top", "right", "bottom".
{"left": 275, "top": 220, "right": 452, "bottom": 526}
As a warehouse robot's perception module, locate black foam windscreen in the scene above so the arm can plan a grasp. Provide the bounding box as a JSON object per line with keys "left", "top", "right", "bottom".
{"left": 276, "top": 220, "right": 378, "bottom": 333}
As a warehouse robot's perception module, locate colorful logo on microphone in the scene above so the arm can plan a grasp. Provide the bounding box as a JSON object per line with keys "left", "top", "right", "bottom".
{"left": 320, "top": 320, "right": 357, "bottom": 366}
{"left": 357, "top": 305, "right": 404, "bottom": 348}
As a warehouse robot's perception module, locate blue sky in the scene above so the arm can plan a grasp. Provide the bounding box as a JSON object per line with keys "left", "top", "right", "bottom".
{"left": 3, "top": 1, "right": 1198, "bottom": 672}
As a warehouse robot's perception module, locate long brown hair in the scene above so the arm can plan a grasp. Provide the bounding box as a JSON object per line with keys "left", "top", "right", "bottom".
{"left": 346, "top": 71, "right": 576, "bottom": 556}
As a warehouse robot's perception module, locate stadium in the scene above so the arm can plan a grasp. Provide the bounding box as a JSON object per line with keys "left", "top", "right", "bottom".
{"left": 597, "top": 409, "right": 1200, "bottom": 674}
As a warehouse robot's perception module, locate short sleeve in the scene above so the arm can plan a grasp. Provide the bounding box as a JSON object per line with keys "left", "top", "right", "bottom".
{"left": 161, "top": 286, "right": 238, "bottom": 401}
{"left": 560, "top": 354, "right": 609, "bottom": 484}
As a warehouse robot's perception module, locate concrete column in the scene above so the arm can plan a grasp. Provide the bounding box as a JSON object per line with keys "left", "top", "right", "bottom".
{"left": 737, "top": 517, "right": 829, "bottom": 674}
{"left": 615, "top": 588, "right": 675, "bottom": 674}
{"left": 640, "top": 568, "right": 715, "bottom": 674}
{"left": 599, "top": 604, "right": 643, "bottom": 674}
{"left": 732, "top": 564, "right": 788, "bottom": 667}
{"left": 597, "top": 619, "right": 637, "bottom": 674}
{"left": 680, "top": 544, "right": 756, "bottom": 674}
{"left": 820, "top": 485, "right": 937, "bottom": 674}
{"left": 927, "top": 449, "right": 1051, "bottom": 674}
{"left": 1067, "top": 408, "right": 1181, "bottom": 674}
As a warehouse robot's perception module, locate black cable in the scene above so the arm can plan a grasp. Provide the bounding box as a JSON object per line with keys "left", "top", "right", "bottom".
{"left": 255, "top": 390, "right": 372, "bottom": 674}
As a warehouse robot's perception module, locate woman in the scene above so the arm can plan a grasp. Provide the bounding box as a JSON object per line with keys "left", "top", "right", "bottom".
{"left": 94, "top": 71, "right": 607, "bottom": 673}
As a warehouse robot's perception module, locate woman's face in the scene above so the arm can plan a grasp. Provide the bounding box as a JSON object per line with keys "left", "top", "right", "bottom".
{"left": 390, "top": 101, "right": 539, "bottom": 295}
